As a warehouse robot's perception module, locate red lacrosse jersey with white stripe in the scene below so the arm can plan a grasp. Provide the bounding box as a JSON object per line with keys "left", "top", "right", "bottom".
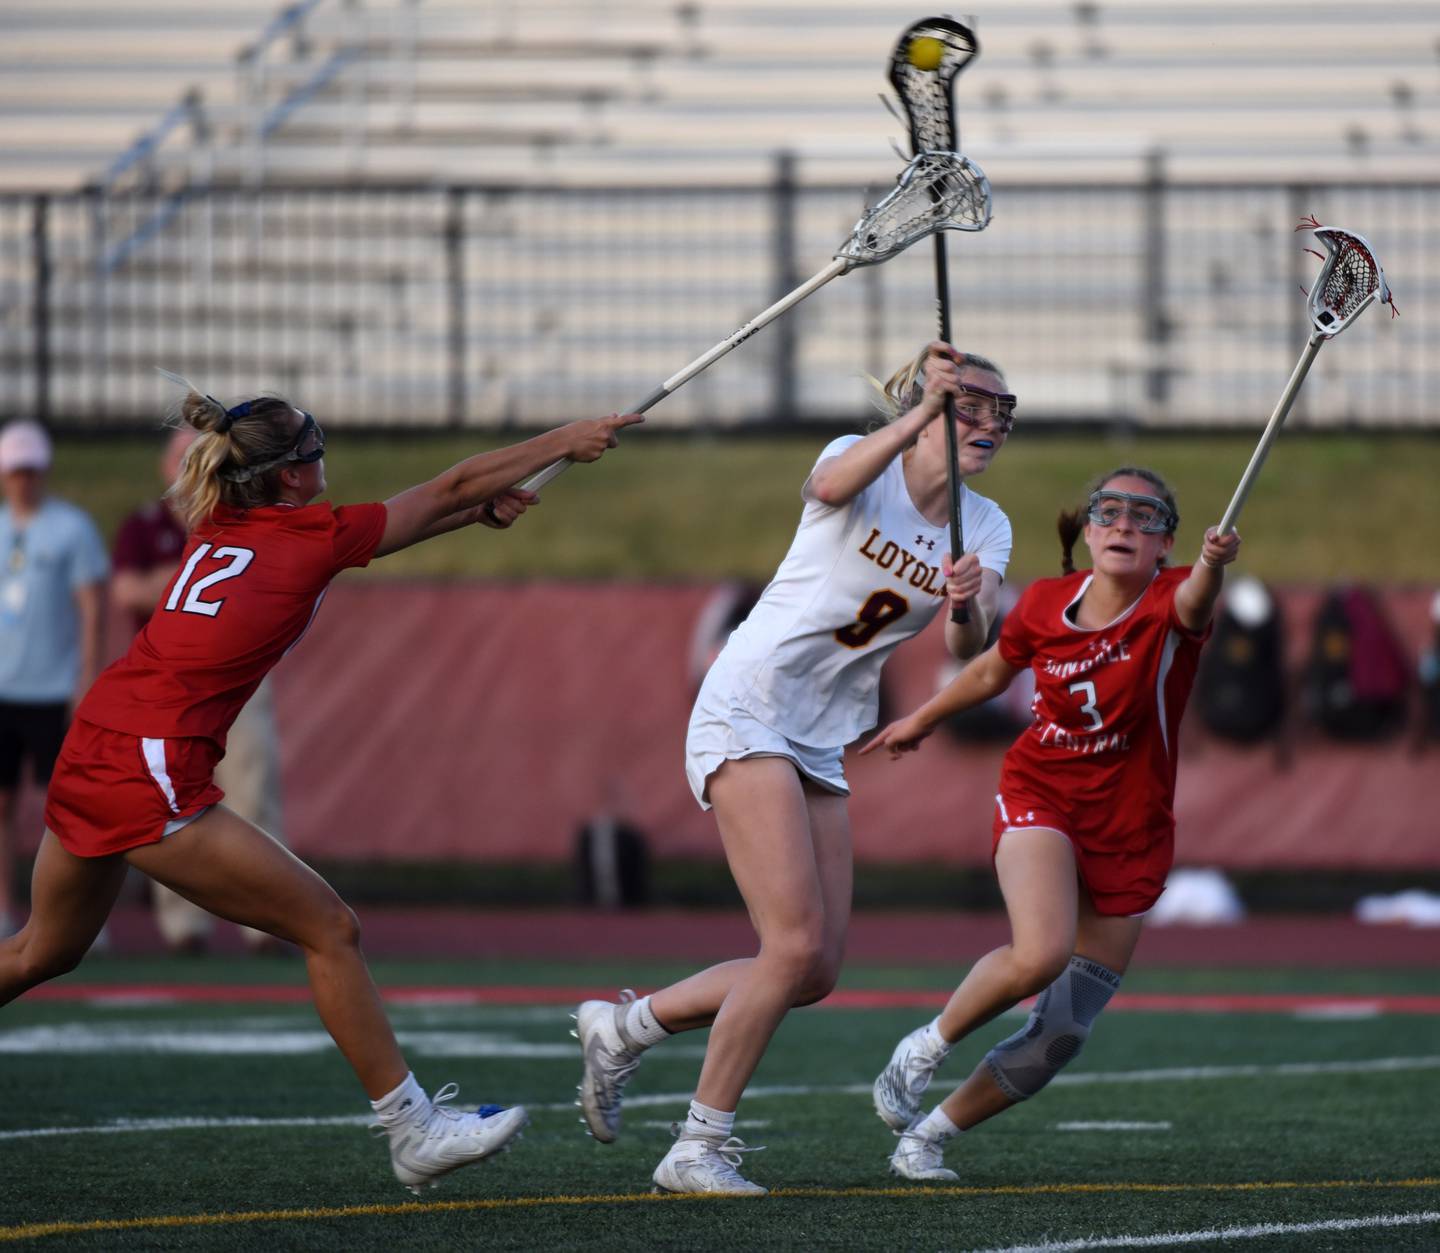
{"left": 78, "top": 501, "right": 386, "bottom": 745}
{"left": 996, "top": 566, "right": 1208, "bottom": 833}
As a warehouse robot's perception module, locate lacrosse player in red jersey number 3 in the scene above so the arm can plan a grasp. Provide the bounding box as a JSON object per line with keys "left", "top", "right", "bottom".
{"left": 862, "top": 467, "right": 1240, "bottom": 1181}
{"left": 572, "top": 343, "right": 1017, "bottom": 1195}
{"left": 0, "top": 386, "right": 639, "bottom": 1192}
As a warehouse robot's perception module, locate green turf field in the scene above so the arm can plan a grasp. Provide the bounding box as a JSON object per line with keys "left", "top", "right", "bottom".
{"left": 3, "top": 957, "right": 1437, "bottom": 1250}
{"left": 50, "top": 430, "right": 1440, "bottom": 584}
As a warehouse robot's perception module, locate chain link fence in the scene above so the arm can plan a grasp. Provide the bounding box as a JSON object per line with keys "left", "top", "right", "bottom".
{"left": 1, "top": 170, "right": 1433, "bottom": 430}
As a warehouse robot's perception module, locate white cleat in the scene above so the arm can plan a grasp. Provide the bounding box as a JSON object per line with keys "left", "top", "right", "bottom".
{"left": 888, "top": 1129, "right": 959, "bottom": 1183}
{"left": 652, "top": 1131, "right": 768, "bottom": 1196}
{"left": 378, "top": 1084, "right": 529, "bottom": 1194}
{"left": 573, "top": 990, "right": 645, "bottom": 1143}
{"left": 873, "top": 1025, "right": 947, "bottom": 1133}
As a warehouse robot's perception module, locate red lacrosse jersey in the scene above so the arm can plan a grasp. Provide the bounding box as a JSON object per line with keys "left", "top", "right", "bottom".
{"left": 996, "top": 566, "right": 1209, "bottom": 835}
{"left": 78, "top": 501, "right": 386, "bottom": 745}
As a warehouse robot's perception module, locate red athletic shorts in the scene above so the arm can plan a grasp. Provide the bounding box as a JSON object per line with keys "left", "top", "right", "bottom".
{"left": 44, "top": 719, "right": 225, "bottom": 858}
{"left": 991, "top": 790, "right": 1173, "bottom": 917}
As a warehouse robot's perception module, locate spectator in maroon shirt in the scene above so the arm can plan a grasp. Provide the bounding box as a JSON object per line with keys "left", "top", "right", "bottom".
{"left": 110, "top": 429, "right": 192, "bottom": 636}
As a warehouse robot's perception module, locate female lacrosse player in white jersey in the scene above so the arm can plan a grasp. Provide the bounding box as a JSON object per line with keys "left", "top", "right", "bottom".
{"left": 574, "top": 342, "right": 1015, "bottom": 1194}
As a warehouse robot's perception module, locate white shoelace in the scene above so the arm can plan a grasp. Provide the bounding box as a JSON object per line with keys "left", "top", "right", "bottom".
{"left": 710, "top": 1135, "right": 765, "bottom": 1170}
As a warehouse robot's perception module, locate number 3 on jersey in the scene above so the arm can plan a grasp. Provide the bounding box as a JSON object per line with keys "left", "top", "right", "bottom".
{"left": 835, "top": 589, "right": 909, "bottom": 649}
{"left": 1068, "top": 679, "right": 1104, "bottom": 731}
{"left": 164, "top": 543, "right": 255, "bottom": 618}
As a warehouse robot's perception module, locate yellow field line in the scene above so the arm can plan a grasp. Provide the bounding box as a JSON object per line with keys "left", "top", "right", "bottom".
{"left": 2, "top": 1178, "right": 1437, "bottom": 1243}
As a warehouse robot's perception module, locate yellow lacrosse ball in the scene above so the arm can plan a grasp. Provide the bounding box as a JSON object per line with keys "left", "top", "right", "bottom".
{"left": 907, "top": 35, "right": 945, "bottom": 71}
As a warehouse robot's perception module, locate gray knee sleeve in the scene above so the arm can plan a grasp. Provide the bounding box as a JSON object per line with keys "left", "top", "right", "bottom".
{"left": 984, "top": 955, "right": 1121, "bottom": 1102}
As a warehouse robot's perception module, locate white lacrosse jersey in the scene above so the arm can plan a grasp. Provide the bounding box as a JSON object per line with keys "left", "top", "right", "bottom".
{"left": 706, "top": 434, "right": 1012, "bottom": 747}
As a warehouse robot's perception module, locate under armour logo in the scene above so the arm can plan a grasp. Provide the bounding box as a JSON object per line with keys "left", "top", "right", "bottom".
{"left": 914, "top": 534, "right": 935, "bottom": 551}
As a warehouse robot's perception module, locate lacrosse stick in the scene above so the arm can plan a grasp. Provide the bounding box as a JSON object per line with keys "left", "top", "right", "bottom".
{"left": 1217, "top": 222, "right": 1395, "bottom": 536}
{"left": 514, "top": 150, "right": 992, "bottom": 495}
{"left": 888, "top": 16, "right": 980, "bottom": 623}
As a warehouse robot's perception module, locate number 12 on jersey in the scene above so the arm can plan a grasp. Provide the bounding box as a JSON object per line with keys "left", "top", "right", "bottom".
{"left": 164, "top": 543, "right": 255, "bottom": 618}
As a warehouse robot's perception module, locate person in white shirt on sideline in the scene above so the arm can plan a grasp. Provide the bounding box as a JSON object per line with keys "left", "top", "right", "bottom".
{"left": 0, "top": 421, "right": 107, "bottom": 937}
{"left": 572, "top": 342, "right": 1017, "bottom": 1195}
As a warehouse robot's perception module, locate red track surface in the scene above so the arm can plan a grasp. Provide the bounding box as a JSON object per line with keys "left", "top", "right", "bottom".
{"left": 59, "top": 904, "right": 1440, "bottom": 967}
{"left": 23, "top": 983, "right": 1440, "bottom": 1013}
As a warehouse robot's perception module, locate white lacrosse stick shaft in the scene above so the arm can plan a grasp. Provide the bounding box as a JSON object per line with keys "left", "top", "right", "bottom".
{"left": 520, "top": 258, "right": 848, "bottom": 492}
{"left": 1217, "top": 222, "right": 1392, "bottom": 537}
{"left": 1216, "top": 334, "right": 1322, "bottom": 536}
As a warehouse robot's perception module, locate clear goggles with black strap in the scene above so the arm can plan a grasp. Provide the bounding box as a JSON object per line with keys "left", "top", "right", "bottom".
{"left": 220, "top": 408, "right": 325, "bottom": 482}
{"left": 952, "top": 383, "right": 1016, "bottom": 434}
{"left": 1086, "top": 489, "right": 1177, "bottom": 534}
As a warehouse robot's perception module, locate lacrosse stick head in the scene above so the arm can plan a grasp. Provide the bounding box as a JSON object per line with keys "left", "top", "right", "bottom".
{"left": 1306, "top": 224, "right": 1394, "bottom": 338}
{"left": 836, "top": 152, "right": 992, "bottom": 270}
{"left": 887, "top": 17, "right": 979, "bottom": 156}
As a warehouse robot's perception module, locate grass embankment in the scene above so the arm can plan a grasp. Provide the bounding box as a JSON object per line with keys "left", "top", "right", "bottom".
{"left": 52, "top": 430, "right": 1440, "bottom": 584}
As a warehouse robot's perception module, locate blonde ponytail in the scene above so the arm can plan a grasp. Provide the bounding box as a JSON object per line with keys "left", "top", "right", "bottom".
{"left": 167, "top": 390, "right": 300, "bottom": 531}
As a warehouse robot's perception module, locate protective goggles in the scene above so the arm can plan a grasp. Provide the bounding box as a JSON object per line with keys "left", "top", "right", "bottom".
{"left": 219, "top": 408, "right": 325, "bottom": 482}
{"left": 952, "top": 383, "right": 1017, "bottom": 434}
{"left": 1086, "top": 489, "right": 1177, "bottom": 534}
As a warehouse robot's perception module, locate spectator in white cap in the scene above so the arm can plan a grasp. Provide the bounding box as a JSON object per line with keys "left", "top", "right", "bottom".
{"left": 0, "top": 420, "right": 108, "bottom": 935}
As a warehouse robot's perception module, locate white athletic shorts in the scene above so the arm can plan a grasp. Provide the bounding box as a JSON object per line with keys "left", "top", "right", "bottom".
{"left": 684, "top": 673, "right": 849, "bottom": 811}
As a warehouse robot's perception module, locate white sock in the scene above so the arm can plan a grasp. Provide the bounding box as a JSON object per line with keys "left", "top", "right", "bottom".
{"left": 371, "top": 1072, "right": 428, "bottom": 1124}
{"left": 912, "top": 1106, "right": 962, "bottom": 1143}
{"left": 623, "top": 995, "right": 672, "bottom": 1048}
{"left": 921, "top": 1018, "right": 952, "bottom": 1057}
{"left": 683, "top": 1099, "right": 735, "bottom": 1141}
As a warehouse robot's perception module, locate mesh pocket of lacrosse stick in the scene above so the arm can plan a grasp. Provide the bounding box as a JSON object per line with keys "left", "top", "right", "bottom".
{"left": 1306, "top": 224, "right": 1395, "bottom": 337}
{"left": 887, "top": 17, "right": 979, "bottom": 154}
{"left": 837, "top": 152, "right": 992, "bottom": 267}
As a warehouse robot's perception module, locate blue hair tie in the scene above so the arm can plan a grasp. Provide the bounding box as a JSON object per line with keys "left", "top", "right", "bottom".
{"left": 213, "top": 397, "right": 255, "bottom": 434}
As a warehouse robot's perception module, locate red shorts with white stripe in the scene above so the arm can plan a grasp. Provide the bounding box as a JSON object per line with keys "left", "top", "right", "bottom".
{"left": 991, "top": 790, "right": 1173, "bottom": 917}
{"left": 44, "top": 719, "right": 225, "bottom": 858}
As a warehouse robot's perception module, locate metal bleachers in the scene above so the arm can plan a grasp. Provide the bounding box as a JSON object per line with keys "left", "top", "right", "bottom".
{"left": 0, "top": 1, "right": 1434, "bottom": 429}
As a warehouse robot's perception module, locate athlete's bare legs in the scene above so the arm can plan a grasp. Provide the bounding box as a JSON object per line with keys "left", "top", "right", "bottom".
{"left": 937, "top": 843, "right": 1145, "bottom": 1130}
{"left": 648, "top": 760, "right": 846, "bottom": 1036}
{"left": 663, "top": 756, "right": 850, "bottom": 1112}
{"left": 934, "top": 827, "right": 1082, "bottom": 1043}
{"left": 124, "top": 805, "right": 409, "bottom": 1099}
{"left": 0, "top": 831, "right": 127, "bottom": 1004}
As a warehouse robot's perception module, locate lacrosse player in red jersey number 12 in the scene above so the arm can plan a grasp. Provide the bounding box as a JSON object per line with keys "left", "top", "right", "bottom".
{"left": 861, "top": 467, "right": 1240, "bottom": 1181}
{"left": 572, "top": 342, "right": 1017, "bottom": 1195}
{"left": 0, "top": 386, "right": 639, "bottom": 1192}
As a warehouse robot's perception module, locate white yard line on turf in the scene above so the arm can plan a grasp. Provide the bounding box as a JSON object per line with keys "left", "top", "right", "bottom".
{"left": 2, "top": 1055, "right": 1437, "bottom": 1142}
{"left": 975, "top": 1209, "right": 1440, "bottom": 1252}
{"left": 1054, "top": 1122, "right": 1171, "bottom": 1132}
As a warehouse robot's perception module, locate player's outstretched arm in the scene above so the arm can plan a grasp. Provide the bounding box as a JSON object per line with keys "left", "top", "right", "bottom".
{"left": 804, "top": 343, "right": 961, "bottom": 507}
{"left": 859, "top": 643, "right": 1020, "bottom": 759}
{"left": 1173, "top": 526, "right": 1241, "bottom": 632}
{"left": 374, "top": 413, "right": 641, "bottom": 557}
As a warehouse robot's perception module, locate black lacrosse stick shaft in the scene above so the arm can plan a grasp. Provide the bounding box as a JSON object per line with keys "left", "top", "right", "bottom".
{"left": 890, "top": 17, "right": 979, "bottom": 626}
{"left": 933, "top": 232, "right": 968, "bottom": 625}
